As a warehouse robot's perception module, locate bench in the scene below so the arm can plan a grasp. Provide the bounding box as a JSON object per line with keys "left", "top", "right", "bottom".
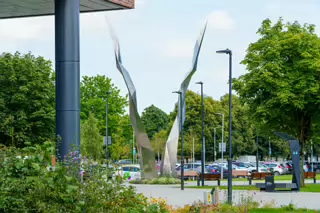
{"left": 256, "top": 182, "right": 297, "bottom": 191}
{"left": 304, "top": 172, "right": 317, "bottom": 183}
{"left": 248, "top": 172, "right": 273, "bottom": 185}
{"left": 197, "top": 173, "right": 221, "bottom": 186}
{"left": 177, "top": 171, "right": 198, "bottom": 180}
{"left": 232, "top": 170, "right": 249, "bottom": 178}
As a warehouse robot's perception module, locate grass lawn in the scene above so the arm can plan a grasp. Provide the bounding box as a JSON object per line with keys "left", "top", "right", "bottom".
{"left": 222, "top": 175, "right": 320, "bottom": 182}
{"left": 186, "top": 175, "right": 320, "bottom": 182}
{"left": 186, "top": 184, "right": 320, "bottom": 192}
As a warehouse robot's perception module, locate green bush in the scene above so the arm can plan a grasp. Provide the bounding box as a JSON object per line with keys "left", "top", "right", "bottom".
{"left": 0, "top": 142, "right": 152, "bottom": 212}
{"left": 130, "top": 176, "right": 180, "bottom": 185}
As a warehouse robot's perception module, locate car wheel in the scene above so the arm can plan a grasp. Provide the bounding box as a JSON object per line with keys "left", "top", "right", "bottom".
{"left": 274, "top": 171, "right": 280, "bottom": 176}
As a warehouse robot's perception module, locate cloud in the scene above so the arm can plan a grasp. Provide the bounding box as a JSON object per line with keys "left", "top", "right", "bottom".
{"left": 0, "top": 16, "right": 53, "bottom": 40}
{"left": 207, "top": 10, "right": 235, "bottom": 30}
{"left": 160, "top": 40, "right": 194, "bottom": 58}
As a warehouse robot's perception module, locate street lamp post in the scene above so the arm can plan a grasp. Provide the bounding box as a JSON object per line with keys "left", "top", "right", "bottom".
{"left": 106, "top": 91, "right": 111, "bottom": 163}
{"left": 196, "top": 81, "right": 205, "bottom": 186}
{"left": 214, "top": 128, "right": 216, "bottom": 162}
{"left": 216, "top": 48, "right": 233, "bottom": 205}
{"left": 173, "top": 90, "right": 184, "bottom": 190}
{"left": 215, "top": 113, "right": 224, "bottom": 180}
{"left": 256, "top": 129, "right": 259, "bottom": 172}
{"left": 129, "top": 124, "right": 135, "bottom": 164}
{"left": 311, "top": 140, "right": 314, "bottom": 172}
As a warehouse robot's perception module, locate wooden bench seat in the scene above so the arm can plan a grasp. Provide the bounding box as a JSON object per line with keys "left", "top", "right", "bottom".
{"left": 177, "top": 171, "right": 198, "bottom": 180}
{"left": 232, "top": 170, "right": 249, "bottom": 178}
{"left": 197, "top": 173, "right": 221, "bottom": 186}
{"left": 304, "top": 172, "right": 317, "bottom": 183}
{"left": 248, "top": 172, "right": 273, "bottom": 185}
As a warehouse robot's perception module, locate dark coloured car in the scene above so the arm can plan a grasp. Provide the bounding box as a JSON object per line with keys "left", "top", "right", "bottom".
{"left": 205, "top": 165, "right": 229, "bottom": 178}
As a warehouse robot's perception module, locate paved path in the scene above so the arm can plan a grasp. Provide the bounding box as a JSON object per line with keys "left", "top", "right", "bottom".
{"left": 132, "top": 183, "right": 320, "bottom": 210}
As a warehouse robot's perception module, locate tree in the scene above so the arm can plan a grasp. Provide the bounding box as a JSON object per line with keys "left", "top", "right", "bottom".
{"left": 173, "top": 90, "right": 222, "bottom": 160}
{"left": 184, "top": 128, "right": 201, "bottom": 163}
{"left": 0, "top": 52, "right": 55, "bottom": 147}
{"left": 80, "top": 75, "right": 128, "bottom": 137}
{"left": 80, "top": 113, "right": 103, "bottom": 161}
{"left": 220, "top": 94, "right": 256, "bottom": 158}
{"left": 141, "top": 105, "right": 170, "bottom": 139}
{"left": 233, "top": 18, "right": 320, "bottom": 186}
{"left": 110, "top": 114, "right": 131, "bottom": 161}
{"left": 151, "top": 129, "right": 168, "bottom": 162}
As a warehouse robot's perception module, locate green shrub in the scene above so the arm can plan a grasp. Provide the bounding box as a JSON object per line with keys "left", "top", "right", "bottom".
{"left": 0, "top": 142, "right": 153, "bottom": 212}
{"left": 130, "top": 176, "right": 180, "bottom": 185}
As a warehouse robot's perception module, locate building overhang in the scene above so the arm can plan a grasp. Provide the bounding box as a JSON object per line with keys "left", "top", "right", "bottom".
{"left": 0, "top": 0, "right": 134, "bottom": 19}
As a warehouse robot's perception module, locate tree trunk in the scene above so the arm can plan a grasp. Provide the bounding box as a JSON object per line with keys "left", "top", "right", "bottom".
{"left": 299, "top": 114, "right": 311, "bottom": 188}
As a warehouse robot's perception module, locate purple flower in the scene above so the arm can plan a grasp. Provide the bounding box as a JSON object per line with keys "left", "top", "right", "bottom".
{"left": 79, "top": 171, "right": 84, "bottom": 177}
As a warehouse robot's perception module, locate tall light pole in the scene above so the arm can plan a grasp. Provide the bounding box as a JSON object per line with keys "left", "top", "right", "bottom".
{"left": 196, "top": 81, "right": 205, "bottom": 186}
{"left": 311, "top": 140, "right": 314, "bottom": 172}
{"left": 214, "top": 128, "right": 216, "bottom": 162}
{"left": 215, "top": 113, "right": 224, "bottom": 179}
{"left": 173, "top": 90, "right": 184, "bottom": 190}
{"left": 129, "top": 124, "right": 135, "bottom": 164}
{"left": 106, "top": 91, "right": 111, "bottom": 163}
{"left": 216, "top": 48, "right": 233, "bottom": 205}
{"left": 213, "top": 126, "right": 222, "bottom": 163}
{"left": 256, "top": 128, "right": 259, "bottom": 172}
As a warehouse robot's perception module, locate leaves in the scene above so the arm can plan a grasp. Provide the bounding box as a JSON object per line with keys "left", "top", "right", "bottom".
{"left": 141, "top": 105, "right": 170, "bottom": 139}
{"left": 80, "top": 113, "right": 103, "bottom": 161}
{"left": 80, "top": 75, "right": 128, "bottom": 137}
{"left": 0, "top": 52, "right": 55, "bottom": 147}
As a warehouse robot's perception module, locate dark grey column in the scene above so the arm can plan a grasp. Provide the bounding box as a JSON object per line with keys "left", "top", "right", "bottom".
{"left": 55, "top": 0, "right": 80, "bottom": 159}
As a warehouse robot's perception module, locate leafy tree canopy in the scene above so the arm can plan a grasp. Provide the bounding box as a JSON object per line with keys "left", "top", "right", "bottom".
{"left": 233, "top": 18, "right": 320, "bottom": 145}
{"left": 233, "top": 18, "right": 320, "bottom": 186}
{"left": 80, "top": 75, "right": 128, "bottom": 137}
{"left": 0, "top": 52, "right": 55, "bottom": 147}
{"left": 80, "top": 113, "right": 103, "bottom": 160}
{"left": 141, "top": 105, "right": 170, "bottom": 139}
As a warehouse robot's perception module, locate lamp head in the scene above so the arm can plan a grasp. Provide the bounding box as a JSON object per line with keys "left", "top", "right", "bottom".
{"left": 172, "top": 91, "right": 182, "bottom": 94}
{"left": 195, "top": 81, "right": 203, "bottom": 85}
{"left": 216, "top": 49, "right": 232, "bottom": 54}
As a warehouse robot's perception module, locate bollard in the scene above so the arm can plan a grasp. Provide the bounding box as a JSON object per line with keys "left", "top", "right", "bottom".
{"left": 203, "top": 191, "right": 211, "bottom": 204}
{"left": 211, "top": 187, "right": 220, "bottom": 205}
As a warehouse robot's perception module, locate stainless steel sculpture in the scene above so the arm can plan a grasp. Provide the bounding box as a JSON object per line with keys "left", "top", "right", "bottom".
{"left": 161, "top": 24, "right": 207, "bottom": 176}
{"left": 108, "top": 24, "right": 158, "bottom": 179}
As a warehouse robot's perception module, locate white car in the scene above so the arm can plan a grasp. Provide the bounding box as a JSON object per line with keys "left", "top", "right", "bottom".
{"left": 113, "top": 164, "right": 141, "bottom": 180}
{"left": 263, "top": 162, "right": 285, "bottom": 175}
{"left": 233, "top": 162, "right": 268, "bottom": 173}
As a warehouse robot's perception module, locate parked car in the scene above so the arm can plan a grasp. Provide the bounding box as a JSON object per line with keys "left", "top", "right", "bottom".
{"left": 175, "top": 163, "right": 201, "bottom": 171}
{"left": 113, "top": 164, "right": 141, "bottom": 180}
{"left": 205, "top": 165, "right": 229, "bottom": 178}
{"left": 118, "top": 159, "right": 133, "bottom": 165}
{"left": 281, "top": 162, "right": 293, "bottom": 174}
{"left": 312, "top": 162, "right": 320, "bottom": 173}
{"left": 263, "top": 162, "right": 285, "bottom": 175}
{"left": 233, "top": 162, "right": 268, "bottom": 173}
{"left": 285, "top": 161, "right": 311, "bottom": 172}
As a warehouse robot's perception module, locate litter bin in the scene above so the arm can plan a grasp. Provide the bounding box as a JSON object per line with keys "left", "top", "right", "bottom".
{"left": 265, "top": 175, "right": 275, "bottom": 192}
